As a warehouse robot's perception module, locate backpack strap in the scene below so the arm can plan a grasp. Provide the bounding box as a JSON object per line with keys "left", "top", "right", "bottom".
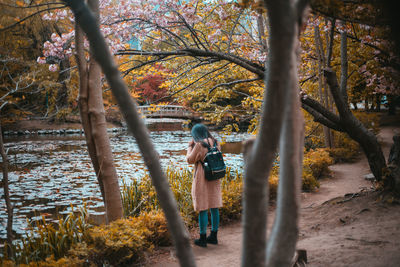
{"left": 200, "top": 138, "right": 213, "bottom": 164}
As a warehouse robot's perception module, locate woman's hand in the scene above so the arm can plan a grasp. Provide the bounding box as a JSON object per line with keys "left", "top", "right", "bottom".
{"left": 188, "top": 139, "right": 195, "bottom": 148}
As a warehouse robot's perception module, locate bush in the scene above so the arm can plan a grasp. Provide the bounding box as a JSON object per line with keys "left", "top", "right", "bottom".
{"left": 301, "top": 148, "right": 333, "bottom": 191}
{"left": 303, "top": 148, "right": 334, "bottom": 179}
{"left": 301, "top": 171, "right": 320, "bottom": 192}
{"left": 7, "top": 206, "right": 90, "bottom": 265}
{"left": 75, "top": 211, "right": 170, "bottom": 266}
{"left": 220, "top": 170, "right": 243, "bottom": 222}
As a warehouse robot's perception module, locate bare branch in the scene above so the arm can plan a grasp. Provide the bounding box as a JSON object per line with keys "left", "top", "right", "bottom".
{"left": 117, "top": 48, "right": 265, "bottom": 78}
{"left": 0, "top": 2, "right": 65, "bottom": 9}
{"left": 232, "top": 89, "right": 263, "bottom": 103}
{"left": 209, "top": 77, "right": 261, "bottom": 93}
{"left": 106, "top": 17, "right": 188, "bottom": 48}
{"left": 0, "top": 6, "right": 66, "bottom": 32}
{"left": 171, "top": 10, "right": 209, "bottom": 51}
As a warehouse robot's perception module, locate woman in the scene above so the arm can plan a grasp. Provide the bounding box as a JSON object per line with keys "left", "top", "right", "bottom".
{"left": 186, "top": 123, "right": 222, "bottom": 247}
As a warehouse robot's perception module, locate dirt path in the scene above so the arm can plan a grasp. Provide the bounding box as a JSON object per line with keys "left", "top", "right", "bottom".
{"left": 146, "top": 125, "right": 400, "bottom": 267}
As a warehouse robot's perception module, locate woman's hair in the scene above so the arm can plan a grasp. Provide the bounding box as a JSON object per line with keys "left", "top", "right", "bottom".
{"left": 191, "top": 123, "right": 215, "bottom": 144}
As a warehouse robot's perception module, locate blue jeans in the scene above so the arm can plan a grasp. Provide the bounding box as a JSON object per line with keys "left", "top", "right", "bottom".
{"left": 199, "top": 208, "right": 219, "bottom": 235}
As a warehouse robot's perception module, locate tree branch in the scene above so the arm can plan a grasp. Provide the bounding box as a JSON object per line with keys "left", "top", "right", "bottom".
{"left": 117, "top": 48, "right": 265, "bottom": 78}
{"left": 301, "top": 95, "right": 342, "bottom": 125}
{"left": 0, "top": 5, "right": 66, "bottom": 32}
{"left": 301, "top": 102, "right": 344, "bottom": 131}
{"left": 209, "top": 78, "right": 261, "bottom": 93}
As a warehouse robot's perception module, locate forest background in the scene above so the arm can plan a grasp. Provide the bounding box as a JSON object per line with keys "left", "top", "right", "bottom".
{"left": 1, "top": 0, "right": 400, "bottom": 266}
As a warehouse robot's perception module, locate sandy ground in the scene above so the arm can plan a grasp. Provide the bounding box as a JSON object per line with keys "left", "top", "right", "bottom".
{"left": 145, "top": 125, "right": 400, "bottom": 267}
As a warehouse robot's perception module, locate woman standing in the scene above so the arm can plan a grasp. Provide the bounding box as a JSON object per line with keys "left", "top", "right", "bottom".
{"left": 186, "top": 123, "right": 223, "bottom": 247}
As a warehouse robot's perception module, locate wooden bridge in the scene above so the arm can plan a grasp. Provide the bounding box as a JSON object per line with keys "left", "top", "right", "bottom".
{"left": 137, "top": 105, "right": 200, "bottom": 119}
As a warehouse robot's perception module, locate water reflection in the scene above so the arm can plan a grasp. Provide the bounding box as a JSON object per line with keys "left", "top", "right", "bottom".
{"left": 0, "top": 126, "right": 251, "bottom": 241}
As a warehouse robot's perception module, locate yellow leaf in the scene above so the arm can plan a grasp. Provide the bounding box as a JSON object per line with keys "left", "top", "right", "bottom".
{"left": 16, "top": 0, "right": 24, "bottom": 7}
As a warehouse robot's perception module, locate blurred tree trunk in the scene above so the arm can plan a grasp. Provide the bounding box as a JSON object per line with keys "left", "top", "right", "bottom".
{"left": 67, "top": 0, "right": 196, "bottom": 265}
{"left": 74, "top": 0, "right": 123, "bottom": 223}
{"left": 242, "top": 1, "right": 307, "bottom": 266}
{"left": 0, "top": 123, "right": 14, "bottom": 258}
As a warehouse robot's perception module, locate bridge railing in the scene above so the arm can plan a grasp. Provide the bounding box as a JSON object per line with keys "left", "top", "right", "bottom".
{"left": 137, "top": 105, "right": 194, "bottom": 118}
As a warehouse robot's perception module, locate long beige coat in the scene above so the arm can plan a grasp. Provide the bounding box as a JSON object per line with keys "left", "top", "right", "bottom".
{"left": 186, "top": 138, "right": 223, "bottom": 212}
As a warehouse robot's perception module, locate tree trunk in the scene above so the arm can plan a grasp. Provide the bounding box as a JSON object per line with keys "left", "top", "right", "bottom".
{"left": 314, "top": 25, "right": 333, "bottom": 148}
{"left": 331, "top": 28, "right": 386, "bottom": 180}
{"left": 75, "top": 23, "right": 105, "bottom": 201}
{"left": 324, "top": 69, "right": 387, "bottom": 180}
{"left": 66, "top": 1, "right": 196, "bottom": 265}
{"left": 375, "top": 94, "right": 381, "bottom": 112}
{"left": 339, "top": 24, "right": 349, "bottom": 104}
{"left": 87, "top": 42, "right": 123, "bottom": 222}
{"left": 387, "top": 135, "right": 400, "bottom": 193}
{"left": 56, "top": 58, "right": 71, "bottom": 114}
{"left": 241, "top": 1, "right": 307, "bottom": 266}
{"left": 257, "top": 13, "right": 268, "bottom": 55}
{"left": 0, "top": 123, "right": 14, "bottom": 258}
{"left": 266, "top": 36, "right": 304, "bottom": 266}
{"left": 388, "top": 95, "right": 397, "bottom": 115}
{"left": 74, "top": 0, "right": 123, "bottom": 223}
{"left": 364, "top": 97, "right": 369, "bottom": 111}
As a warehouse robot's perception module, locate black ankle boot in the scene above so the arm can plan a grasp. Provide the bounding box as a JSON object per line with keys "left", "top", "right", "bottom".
{"left": 206, "top": 230, "right": 218, "bottom": 244}
{"left": 194, "top": 234, "right": 207, "bottom": 247}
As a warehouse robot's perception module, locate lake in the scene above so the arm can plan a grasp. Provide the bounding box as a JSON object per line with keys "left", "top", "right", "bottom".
{"left": 0, "top": 121, "right": 251, "bottom": 241}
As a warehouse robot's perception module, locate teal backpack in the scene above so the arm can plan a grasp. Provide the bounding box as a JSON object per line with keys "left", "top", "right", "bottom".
{"left": 201, "top": 141, "right": 226, "bottom": 181}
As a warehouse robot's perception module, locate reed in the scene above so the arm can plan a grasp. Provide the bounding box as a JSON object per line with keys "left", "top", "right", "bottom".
{"left": 4, "top": 205, "right": 89, "bottom": 265}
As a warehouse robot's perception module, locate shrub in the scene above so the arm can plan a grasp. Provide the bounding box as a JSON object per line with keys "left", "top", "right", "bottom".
{"left": 301, "top": 148, "right": 333, "bottom": 191}
{"left": 269, "top": 174, "right": 279, "bottom": 199}
{"left": 220, "top": 170, "right": 243, "bottom": 222}
{"left": 303, "top": 148, "right": 334, "bottom": 179}
{"left": 327, "top": 147, "right": 358, "bottom": 163}
{"left": 8, "top": 206, "right": 90, "bottom": 265}
{"left": 75, "top": 211, "right": 170, "bottom": 266}
{"left": 301, "top": 171, "right": 320, "bottom": 192}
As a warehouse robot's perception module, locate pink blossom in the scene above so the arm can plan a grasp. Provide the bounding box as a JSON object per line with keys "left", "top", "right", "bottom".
{"left": 37, "top": 57, "right": 46, "bottom": 64}
{"left": 51, "top": 33, "right": 58, "bottom": 42}
{"left": 49, "top": 64, "right": 58, "bottom": 72}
